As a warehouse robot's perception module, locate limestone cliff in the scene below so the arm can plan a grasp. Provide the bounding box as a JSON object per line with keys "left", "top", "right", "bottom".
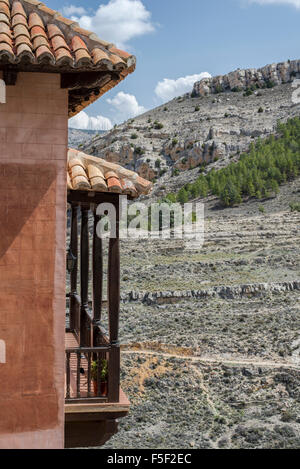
{"left": 192, "top": 60, "right": 300, "bottom": 96}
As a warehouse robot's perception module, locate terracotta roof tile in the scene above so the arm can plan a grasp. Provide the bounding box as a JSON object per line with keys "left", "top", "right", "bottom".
{"left": 30, "top": 25, "right": 47, "bottom": 39}
{"left": 51, "top": 35, "right": 69, "bottom": 52}
{"left": 12, "top": 14, "right": 28, "bottom": 27}
{"left": 0, "top": 22, "right": 12, "bottom": 37}
{"left": 54, "top": 47, "right": 73, "bottom": 64}
{"left": 0, "top": 12, "right": 10, "bottom": 25}
{"left": 28, "top": 12, "right": 45, "bottom": 30}
{"left": 0, "top": 3, "right": 10, "bottom": 17}
{"left": 0, "top": 41, "right": 13, "bottom": 57}
{"left": 16, "top": 42, "right": 34, "bottom": 59}
{"left": 0, "top": 1, "right": 136, "bottom": 117}
{"left": 37, "top": 4, "right": 57, "bottom": 16}
{"left": 107, "top": 177, "right": 122, "bottom": 193}
{"left": 12, "top": 1, "right": 27, "bottom": 17}
{"left": 67, "top": 149, "right": 152, "bottom": 198}
{"left": 91, "top": 48, "right": 111, "bottom": 66}
{"left": 47, "top": 23, "right": 64, "bottom": 39}
{"left": 32, "top": 35, "right": 48, "bottom": 50}
{"left": 0, "top": 32, "right": 12, "bottom": 45}
{"left": 15, "top": 34, "right": 32, "bottom": 48}
{"left": 109, "top": 46, "right": 131, "bottom": 60}
{"left": 35, "top": 44, "right": 54, "bottom": 62}
{"left": 14, "top": 24, "right": 31, "bottom": 39}
{"left": 109, "top": 53, "right": 126, "bottom": 67}
{"left": 74, "top": 48, "right": 92, "bottom": 66}
{"left": 71, "top": 35, "right": 88, "bottom": 52}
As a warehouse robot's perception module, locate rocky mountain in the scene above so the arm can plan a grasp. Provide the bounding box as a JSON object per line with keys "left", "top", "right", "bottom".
{"left": 193, "top": 59, "right": 300, "bottom": 96}
{"left": 68, "top": 128, "right": 104, "bottom": 149}
{"left": 81, "top": 60, "right": 300, "bottom": 191}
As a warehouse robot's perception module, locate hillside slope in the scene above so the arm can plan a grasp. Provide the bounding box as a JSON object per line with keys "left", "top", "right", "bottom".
{"left": 81, "top": 64, "right": 300, "bottom": 190}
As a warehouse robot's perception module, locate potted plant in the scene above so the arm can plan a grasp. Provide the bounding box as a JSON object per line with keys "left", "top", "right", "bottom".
{"left": 91, "top": 359, "right": 108, "bottom": 397}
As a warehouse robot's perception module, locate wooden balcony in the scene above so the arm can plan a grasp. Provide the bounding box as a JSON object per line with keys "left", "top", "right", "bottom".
{"left": 65, "top": 192, "right": 130, "bottom": 448}
{"left": 64, "top": 331, "right": 129, "bottom": 448}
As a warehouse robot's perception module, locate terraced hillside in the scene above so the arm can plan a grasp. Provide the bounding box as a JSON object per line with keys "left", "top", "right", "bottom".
{"left": 100, "top": 178, "right": 300, "bottom": 449}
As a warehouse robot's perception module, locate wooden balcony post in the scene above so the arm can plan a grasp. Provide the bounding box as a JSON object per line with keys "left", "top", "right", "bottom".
{"left": 93, "top": 210, "right": 103, "bottom": 347}
{"left": 80, "top": 206, "right": 90, "bottom": 347}
{"left": 108, "top": 197, "right": 120, "bottom": 402}
{"left": 69, "top": 204, "right": 78, "bottom": 331}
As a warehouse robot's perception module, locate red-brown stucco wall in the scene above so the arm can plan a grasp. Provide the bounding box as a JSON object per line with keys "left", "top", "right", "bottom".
{"left": 0, "top": 72, "right": 67, "bottom": 449}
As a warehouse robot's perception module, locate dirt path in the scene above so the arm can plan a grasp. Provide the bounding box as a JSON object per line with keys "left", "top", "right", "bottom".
{"left": 122, "top": 348, "right": 299, "bottom": 370}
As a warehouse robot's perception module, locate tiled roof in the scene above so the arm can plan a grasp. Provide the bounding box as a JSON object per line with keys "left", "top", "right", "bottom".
{"left": 0, "top": 1, "right": 136, "bottom": 116}
{"left": 68, "top": 149, "right": 152, "bottom": 199}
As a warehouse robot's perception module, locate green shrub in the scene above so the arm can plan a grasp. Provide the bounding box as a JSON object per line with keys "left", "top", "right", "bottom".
{"left": 259, "top": 205, "right": 265, "bottom": 214}
{"left": 131, "top": 133, "right": 138, "bottom": 139}
{"left": 155, "top": 159, "right": 161, "bottom": 168}
{"left": 134, "top": 146, "right": 145, "bottom": 155}
{"left": 177, "top": 187, "right": 189, "bottom": 204}
{"left": 290, "top": 202, "right": 300, "bottom": 212}
{"left": 154, "top": 122, "right": 164, "bottom": 130}
{"left": 244, "top": 88, "right": 253, "bottom": 97}
{"left": 266, "top": 80, "right": 275, "bottom": 89}
{"left": 194, "top": 106, "right": 200, "bottom": 112}
{"left": 258, "top": 107, "right": 264, "bottom": 113}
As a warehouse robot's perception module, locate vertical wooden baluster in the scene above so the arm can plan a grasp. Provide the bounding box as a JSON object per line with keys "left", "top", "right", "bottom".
{"left": 97, "top": 352, "right": 101, "bottom": 398}
{"left": 93, "top": 210, "right": 103, "bottom": 347}
{"left": 80, "top": 206, "right": 89, "bottom": 347}
{"left": 108, "top": 196, "right": 120, "bottom": 403}
{"left": 66, "top": 351, "right": 71, "bottom": 400}
{"left": 87, "top": 351, "right": 91, "bottom": 398}
{"left": 70, "top": 204, "right": 78, "bottom": 332}
{"left": 76, "top": 351, "right": 81, "bottom": 398}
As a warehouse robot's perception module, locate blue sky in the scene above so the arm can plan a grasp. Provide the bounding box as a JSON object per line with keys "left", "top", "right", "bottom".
{"left": 46, "top": 0, "right": 300, "bottom": 129}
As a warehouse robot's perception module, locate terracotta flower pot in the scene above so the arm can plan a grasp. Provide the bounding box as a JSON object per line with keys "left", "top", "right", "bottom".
{"left": 92, "top": 380, "right": 108, "bottom": 397}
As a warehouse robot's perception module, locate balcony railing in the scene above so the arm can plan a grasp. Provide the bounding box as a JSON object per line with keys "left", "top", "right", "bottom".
{"left": 65, "top": 346, "right": 110, "bottom": 404}
{"left": 66, "top": 193, "right": 121, "bottom": 406}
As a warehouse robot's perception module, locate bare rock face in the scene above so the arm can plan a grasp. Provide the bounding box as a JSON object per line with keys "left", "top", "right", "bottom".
{"left": 193, "top": 60, "right": 300, "bottom": 96}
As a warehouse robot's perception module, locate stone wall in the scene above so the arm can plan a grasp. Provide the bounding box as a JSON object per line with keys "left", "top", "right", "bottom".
{"left": 193, "top": 60, "right": 300, "bottom": 96}
{"left": 120, "top": 281, "right": 300, "bottom": 305}
{"left": 0, "top": 72, "right": 68, "bottom": 449}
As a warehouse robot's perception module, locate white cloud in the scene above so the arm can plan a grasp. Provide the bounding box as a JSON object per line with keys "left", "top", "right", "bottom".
{"left": 68, "top": 0, "right": 155, "bottom": 48}
{"left": 68, "top": 111, "right": 113, "bottom": 130}
{"left": 246, "top": 0, "right": 300, "bottom": 8}
{"left": 107, "top": 91, "right": 147, "bottom": 122}
{"left": 155, "top": 72, "right": 212, "bottom": 102}
{"left": 61, "top": 5, "right": 87, "bottom": 16}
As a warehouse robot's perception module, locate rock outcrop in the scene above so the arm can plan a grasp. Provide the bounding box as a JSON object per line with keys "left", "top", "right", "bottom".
{"left": 79, "top": 59, "right": 300, "bottom": 190}
{"left": 192, "top": 60, "right": 300, "bottom": 97}
{"left": 120, "top": 281, "right": 300, "bottom": 304}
